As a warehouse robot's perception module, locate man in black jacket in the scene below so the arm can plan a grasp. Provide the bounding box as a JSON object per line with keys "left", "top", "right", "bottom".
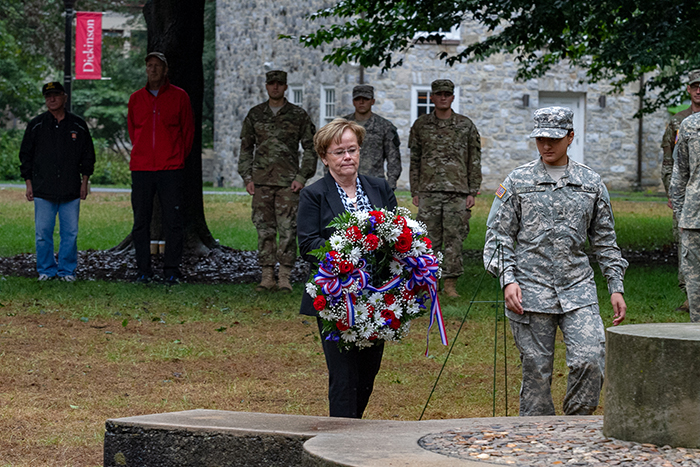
{"left": 19, "top": 82, "right": 95, "bottom": 281}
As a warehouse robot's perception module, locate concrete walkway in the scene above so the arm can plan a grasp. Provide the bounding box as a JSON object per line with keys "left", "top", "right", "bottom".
{"left": 104, "top": 409, "right": 593, "bottom": 466}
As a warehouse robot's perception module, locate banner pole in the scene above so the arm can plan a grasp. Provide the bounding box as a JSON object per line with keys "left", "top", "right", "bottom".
{"left": 63, "top": 0, "right": 75, "bottom": 112}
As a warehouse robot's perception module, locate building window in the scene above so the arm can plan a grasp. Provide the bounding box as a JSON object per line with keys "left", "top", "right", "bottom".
{"left": 411, "top": 85, "right": 461, "bottom": 123}
{"left": 413, "top": 24, "right": 461, "bottom": 45}
{"left": 290, "top": 86, "right": 304, "bottom": 107}
{"left": 320, "top": 86, "right": 336, "bottom": 126}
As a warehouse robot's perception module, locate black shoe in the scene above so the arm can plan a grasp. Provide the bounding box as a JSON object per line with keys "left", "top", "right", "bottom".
{"left": 134, "top": 274, "right": 152, "bottom": 284}
{"left": 165, "top": 275, "right": 180, "bottom": 285}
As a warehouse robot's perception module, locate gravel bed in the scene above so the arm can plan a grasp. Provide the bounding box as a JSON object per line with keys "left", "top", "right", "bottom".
{"left": 419, "top": 418, "right": 700, "bottom": 466}
{"left": 0, "top": 246, "right": 311, "bottom": 284}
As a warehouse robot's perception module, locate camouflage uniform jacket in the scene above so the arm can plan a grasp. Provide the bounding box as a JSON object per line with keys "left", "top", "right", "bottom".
{"left": 342, "top": 112, "right": 402, "bottom": 189}
{"left": 408, "top": 111, "right": 482, "bottom": 197}
{"left": 670, "top": 112, "right": 700, "bottom": 229}
{"left": 662, "top": 107, "right": 695, "bottom": 194}
{"left": 484, "top": 159, "right": 627, "bottom": 314}
{"left": 238, "top": 100, "right": 317, "bottom": 187}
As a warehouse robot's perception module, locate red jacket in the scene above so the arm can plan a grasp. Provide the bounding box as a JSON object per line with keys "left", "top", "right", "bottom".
{"left": 127, "top": 78, "right": 194, "bottom": 171}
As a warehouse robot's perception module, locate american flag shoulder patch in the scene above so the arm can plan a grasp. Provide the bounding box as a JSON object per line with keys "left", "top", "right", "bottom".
{"left": 495, "top": 184, "right": 507, "bottom": 199}
{"left": 675, "top": 130, "right": 680, "bottom": 145}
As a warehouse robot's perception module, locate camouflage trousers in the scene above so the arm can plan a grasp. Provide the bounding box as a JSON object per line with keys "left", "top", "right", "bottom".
{"left": 251, "top": 185, "right": 299, "bottom": 267}
{"left": 673, "top": 212, "right": 686, "bottom": 290}
{"left": 417, "top": 192, "right": 470, "bottom": 278}
{"left": 507, "top": 304, "right": 605, "bottom": 416}
{"left": 680, "top": 229, "right": 700, "bottom": 322}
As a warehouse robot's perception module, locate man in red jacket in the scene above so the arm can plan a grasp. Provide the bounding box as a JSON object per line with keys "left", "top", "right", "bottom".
{"left": 128, "top": 52, "right": 194, "bottom": 284}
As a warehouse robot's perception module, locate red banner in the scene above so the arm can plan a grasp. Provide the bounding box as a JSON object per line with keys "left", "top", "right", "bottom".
{"left": 75, "top": 12, "right": 103, "bottom": 80}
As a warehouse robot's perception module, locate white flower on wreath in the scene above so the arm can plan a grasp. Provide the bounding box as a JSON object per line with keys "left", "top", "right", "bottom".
{"left": 389, "top": 259, "right": 404, "bottom": 276}
{"left": 412, "top": 241, "right": 428, "bottom": 256}
{"left": 354, "top": 211, "right": 370, "bottom": 224}
{"left": 348, "top": 246, "right": 362, "bottom": 263}
{"left": 368, "top": 293, "right": 383, "bottom": 306}
{"left": 405, "top": 217, "right": 421, "bottom": 232}
{"left": 330, "top": 234, "right": 346, "bottom": 250}
{"left": 305, "top": 282, "right": 317, "bottom": 298}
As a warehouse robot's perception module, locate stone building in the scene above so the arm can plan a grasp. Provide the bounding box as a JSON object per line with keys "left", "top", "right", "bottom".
{"left": 215, "top": 0, "right": 668, "bottom": 192}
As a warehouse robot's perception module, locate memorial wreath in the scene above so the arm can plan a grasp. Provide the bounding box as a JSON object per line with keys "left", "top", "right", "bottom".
{"left": 305, "top": 207, "right": 448, "bottom": 353}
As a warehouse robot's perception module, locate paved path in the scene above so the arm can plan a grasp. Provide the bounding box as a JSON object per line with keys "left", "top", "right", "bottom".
{"left": 0, "top": 183, "right": 247, "bottom": 196}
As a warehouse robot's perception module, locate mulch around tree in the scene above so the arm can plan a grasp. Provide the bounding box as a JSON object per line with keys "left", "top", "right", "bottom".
{"left": 0, "top": 246, "right": 674, "bottom": 284}
{"left": 0, "top": 246, "right": 311, "bottom": 284}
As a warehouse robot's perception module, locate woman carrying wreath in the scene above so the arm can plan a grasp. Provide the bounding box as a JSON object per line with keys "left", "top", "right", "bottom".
{"left": 297, "top": 118, "right": 397, "bottom": 418}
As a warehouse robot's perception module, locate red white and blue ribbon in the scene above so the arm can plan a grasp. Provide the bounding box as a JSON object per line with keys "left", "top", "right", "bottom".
{"left": 402, "top": 255, "right": 448, "bottom": 355}
{"left": 314, "top": 262, "right": 369, "bottom": 326}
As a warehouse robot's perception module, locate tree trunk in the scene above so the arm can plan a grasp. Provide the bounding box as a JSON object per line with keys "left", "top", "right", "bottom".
{"left": 113, "top": 0, "right": 217, "bottom": 256}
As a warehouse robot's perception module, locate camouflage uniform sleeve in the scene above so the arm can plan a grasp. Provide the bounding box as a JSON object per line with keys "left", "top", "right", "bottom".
{"left": 483, "top": 178, "right": 519, "bottom": 288}
{"left": 384, "top": 123, "right": 402, "bottom": 190}
{"left": 661, "top": 122, "right": 675, "bottom": 195}
{"left": 588, "top": 182, "right": 628, "bottom": 295}
{"left": 238, "top": 112, "right": 256, "bottom": 184}
{"left": 296, "top": 112, "right": 318, "bottom": 185}
{"left": 467, "top": 124, "right": 482, "bottom": 196}
{"left": 408, "top": 122, "right": 422, "bottom": 198}
{"left": 670, "top": 129, "right": 690, "bottom": 219}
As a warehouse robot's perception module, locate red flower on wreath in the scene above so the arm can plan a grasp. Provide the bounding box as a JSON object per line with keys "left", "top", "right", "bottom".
{"left": 423, "top": 237, "right": 432, "bottom": 249}
{"left": 336, "top": 319, "right": 350, "bottom": 331}
{"left": 388, "top": 317, "right": 401, "bottom": 330}
{"left": 364, "top": 234, "right": 379, "bottom": 251}
{"left": 367, "top": 305, "right": 375, "bottom": 318}
{"left": 369, "top": 210, "right": 385, "bottom": 224}
{"left": 384, "top": 294, "right": 396, "bottom": 306}
{"left": 313, "top": 296, "right": 327, "bottom": 311}
{"left": 381, "top": 309, "right": 395, "bottom": 321}
{"left": 393, "top": 216, "right": 407, "bottom": 228}
{"left": 395, "top": 233, "right": 413, "bottom": 253}
{"left": 338, "top": 260, "right": 353, "bottom": 274}
{"left": 346, "top": 225, "right": 362, "bottom": 241}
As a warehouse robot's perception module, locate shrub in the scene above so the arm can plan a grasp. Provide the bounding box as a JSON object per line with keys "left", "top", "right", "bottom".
{"left": 0, "top": 129, "right": 23, "bottom": 181}
{"left": 91, "top": 142, "right": 131, "bottom": 185}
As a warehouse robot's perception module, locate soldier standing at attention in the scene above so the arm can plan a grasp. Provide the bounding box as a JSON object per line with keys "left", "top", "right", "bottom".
{"left": 661, "top": 69, "right": 700, "bottom": 312}
{"left": 670, "top": 111, "right": 700, "bottom": 323}
{"left": 342, "top": 85, "right": 402, "bottom": 189}
{"left": 409, "top": 79, "right": 482, "bottom": 297}
{"left": 484, "top": 107, "right": 628, "bottom": 416}
{"left": 238, "top": 70, "right": 317, "bottom": 292}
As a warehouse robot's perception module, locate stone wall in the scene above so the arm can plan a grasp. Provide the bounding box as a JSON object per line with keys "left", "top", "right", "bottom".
{"left": 215, "top": 2, "right": 669, "bottom": 192}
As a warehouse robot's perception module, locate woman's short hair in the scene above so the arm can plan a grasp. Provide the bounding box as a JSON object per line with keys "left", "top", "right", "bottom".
{"left": 314, "top": 118, "right": 366, "bottom": 158}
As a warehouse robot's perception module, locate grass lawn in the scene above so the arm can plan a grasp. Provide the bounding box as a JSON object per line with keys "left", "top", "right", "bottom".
{"left": 0, "top": 187, "right": 689, "bottom": 467}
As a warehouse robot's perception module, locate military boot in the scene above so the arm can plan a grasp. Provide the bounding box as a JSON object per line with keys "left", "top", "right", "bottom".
{"left": 443, "top": 278, "right": 460, "bottom": 298}
{"left": 256, "top": 267, "right": 276, "bottom": 291}
{"left": 278, "top": 265, "right": 293, "bottom": 293}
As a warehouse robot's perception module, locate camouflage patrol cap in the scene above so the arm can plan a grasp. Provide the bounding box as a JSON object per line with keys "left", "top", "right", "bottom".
{"left": 353, "top": 85, "right": 374, "bottom": 99}
{"left": 431, "top": 79, "right": 454, "bottom": 94}
{"left": 266, "top": 70, "right": 287, "bottom": 84}
{"left": 688, "top": 69, "right": 700, "bottom": 86}
{"left": 529, "top": 106, "right": 574, "bottom": 138}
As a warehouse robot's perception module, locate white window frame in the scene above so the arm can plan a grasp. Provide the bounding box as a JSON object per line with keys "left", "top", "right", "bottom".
{"left": 413, "top": 24, "right": 461, "bottom": 43}
{"left": 289, "top": 86, "right": 304, "bottom": 107}
{"left": 410, "top": 85, "right": 461, "bottom": 124}
{"left": 320, "top": 86, "right": 337, "bottom": 127}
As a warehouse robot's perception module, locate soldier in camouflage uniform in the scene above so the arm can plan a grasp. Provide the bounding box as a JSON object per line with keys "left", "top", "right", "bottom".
{"left": 238, "top": 70, "right": 317, "bottom": 292}
{"left": 409, "top": 79, "right": 482, "bottom": 298}
{"left": 484, "top": 107, "right": 628, "bottom": 416}
{"left": 670, "top": 111, "right": 700, "bottom": 323}
{"left": 342, "top": 85, "right": 402, "bottom": 189}
{"left": 661, "top": 70, "right": 700, "bottom": 310}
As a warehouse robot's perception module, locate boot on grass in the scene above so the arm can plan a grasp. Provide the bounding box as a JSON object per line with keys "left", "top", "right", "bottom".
{"left": 443, "top": 278, "right": 460, "bottom": 298}
{"left": 278, "top": 265, "right": 293, "bottom": 292}
{"left": 256, "top": 266, "right": 276, "bottom": 291}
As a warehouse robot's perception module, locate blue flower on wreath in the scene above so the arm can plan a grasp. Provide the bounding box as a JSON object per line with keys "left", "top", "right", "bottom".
{"left": 325, "top": 331, "right": 340, "bottom": 342}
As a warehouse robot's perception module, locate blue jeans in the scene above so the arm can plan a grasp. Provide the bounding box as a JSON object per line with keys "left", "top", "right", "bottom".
{"left": 34, "top": 197, "right": 80, "bottom": 277}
